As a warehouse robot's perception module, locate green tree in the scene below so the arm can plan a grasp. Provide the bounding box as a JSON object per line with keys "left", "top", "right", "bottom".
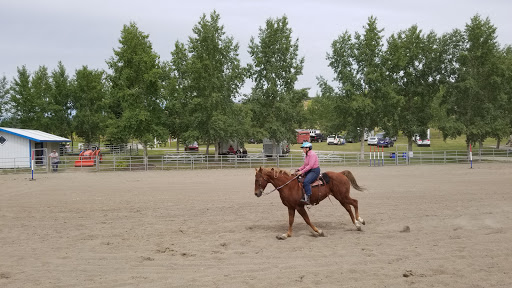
{"left": 71, "top": 66, "right": 108, "bottom": 145}
{"left": 442, "top": 15, "right": 506, "bottom": 153}
{"left": 0, "top": 76, "right": 9, "bottom": 124}
{"left": 30, "top": 66, "right": 53, "bottom": 132}
{"left": 383, "top": 25, "right": 440, "bottom": 150}
{"left": 500, "top": 46, "right": 512, "bottom": 147}
{"left": 9, "top": 66, "right": 31, "bottom": 128}
{"left": 187, "top": 11, "right": 246, "bottom": 155}
{"left": 10, "top": 65, "right": 53, "bottom": 130}
{"left": 327, "top": 16, "right": 388, "bottom": 158}
{"left": 49, "top": 61, "right": 73, "bottom": 138}
{"left": 164, "top": 41, "right": 193, "bottom": 151}
{"left": 247, "top": 15, "right": 306, "bottom": 153}
{"left": 305, "top": 78, "right": 340, "bottom": 135}
{"left": 106, "top": 21, "right": 167, "bottom": 156}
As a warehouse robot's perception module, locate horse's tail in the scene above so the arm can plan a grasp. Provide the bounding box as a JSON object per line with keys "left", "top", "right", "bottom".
{"left": 340, "top": 170, "right": 365, "bottom": 192}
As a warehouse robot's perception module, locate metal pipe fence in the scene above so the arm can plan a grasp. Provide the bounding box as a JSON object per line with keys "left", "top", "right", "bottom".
{"left": 1, "top": 148, "right": 511, "bottom": 174}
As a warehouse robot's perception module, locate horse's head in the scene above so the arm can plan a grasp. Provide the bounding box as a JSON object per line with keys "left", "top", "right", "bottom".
{"left": 254, "top": 167, "right": 269, "bottom": 197}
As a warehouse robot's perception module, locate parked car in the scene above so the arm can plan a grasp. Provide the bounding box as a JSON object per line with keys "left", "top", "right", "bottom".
{"left": 327, "top": 135, "right": 337, "bottom": 145}
{"left": 310, "top": 133, "right": 324, "bottom": 142}
{"left": 327, "top": 135, "right": 345, "bottom": 145}
{"left": 377, "top": 137, "right": 394, "bottom": 148}
{"left": 414, "top": 129, "right": 431, "bottom": 147}
{"left": 368, "top": 132, "right": 392, "bottom": 146}
{"left": 184, "top": 141, "right": 199, "bottom": 151}
{"left": 367, "top": 135, "right": 379, "bottom": 145}
{"left": 416, "top": 137, "right": 431, "bottom": 147}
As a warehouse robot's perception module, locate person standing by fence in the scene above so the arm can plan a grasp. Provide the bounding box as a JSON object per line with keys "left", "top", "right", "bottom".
{"left": 49, "top": 150, "right": 60, "bottom": 172}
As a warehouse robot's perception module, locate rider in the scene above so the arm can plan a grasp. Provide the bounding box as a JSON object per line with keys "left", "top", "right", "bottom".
{"left": 295, "top": 141, "right": 320, "bottom": 205}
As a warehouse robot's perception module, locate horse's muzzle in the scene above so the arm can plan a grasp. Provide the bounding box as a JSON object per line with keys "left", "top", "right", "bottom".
{"left": 255, "top": 189, "right": 263, "bottom": 197}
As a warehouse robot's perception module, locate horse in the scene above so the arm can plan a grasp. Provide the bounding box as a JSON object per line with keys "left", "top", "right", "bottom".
{"left": 254, "top": 167, "right": 366, "bottom": 240}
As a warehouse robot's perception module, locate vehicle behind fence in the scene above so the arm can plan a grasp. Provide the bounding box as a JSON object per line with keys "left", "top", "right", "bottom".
{"left": 1, "top": 148, "right": 511, "bottom": 174}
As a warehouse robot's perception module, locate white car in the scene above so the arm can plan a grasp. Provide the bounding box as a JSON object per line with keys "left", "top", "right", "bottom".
{"left": 368, "top": 132, "right": 385, "bottom": 146}
{"left": 414, "top": 129, "right": 431, "bottom": 147}
{"left": 367, "top": 136, "right": 378, "bottom": 145}
{"left": 327, "top": 135, "right": 337, "bottom": 145}
{"left": 327, "top": 135, "right": 346, "bottom": 145}
{"left": 416, "top": 137, "right": 431, "bottom": 147}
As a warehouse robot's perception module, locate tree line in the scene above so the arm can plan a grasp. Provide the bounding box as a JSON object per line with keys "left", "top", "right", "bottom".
{"left": 1, "top": 12, "right": 511, "bottom": 157}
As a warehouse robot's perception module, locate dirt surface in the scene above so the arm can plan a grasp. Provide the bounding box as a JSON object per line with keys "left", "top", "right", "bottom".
{"left": 1, "top": 163, "right": 511, "bottom": 287}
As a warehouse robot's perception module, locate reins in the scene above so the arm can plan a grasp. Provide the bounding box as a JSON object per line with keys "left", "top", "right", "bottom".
{"left": 261, "top": 173, "right": 300, "bottom": 196}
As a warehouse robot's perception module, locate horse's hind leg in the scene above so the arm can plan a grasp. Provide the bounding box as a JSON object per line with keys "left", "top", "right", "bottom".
{"left": 340, "top": 198, "right": 364, "bottom": 231}
{"left": 349, "top": 197, "right": 365, "bottom": 226}
{"left": 296, "top": 206, "right": 325, "bottom": 237}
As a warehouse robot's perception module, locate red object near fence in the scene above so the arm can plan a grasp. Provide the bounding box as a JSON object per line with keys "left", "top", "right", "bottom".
{"left": 74, "top": 149, "right": 102, "bottom": 167}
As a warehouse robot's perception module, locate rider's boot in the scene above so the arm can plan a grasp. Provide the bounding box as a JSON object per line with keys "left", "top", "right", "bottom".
{"left": 301, "top": 193, "right": 311, "bottom": 205}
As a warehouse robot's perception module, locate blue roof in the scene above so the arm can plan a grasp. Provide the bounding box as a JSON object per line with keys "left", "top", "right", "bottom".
{"left": 0, "top": 127, "right": 71, "bottom": 143}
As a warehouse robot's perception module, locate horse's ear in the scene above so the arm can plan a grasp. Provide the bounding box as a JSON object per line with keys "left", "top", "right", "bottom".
{"left": 257, "top": 167, "right": 262, "bottom": 173}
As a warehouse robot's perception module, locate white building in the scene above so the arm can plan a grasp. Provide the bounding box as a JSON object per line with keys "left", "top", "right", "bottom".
{"left": 0, "top": 127, "right": 71, "bottom": 169}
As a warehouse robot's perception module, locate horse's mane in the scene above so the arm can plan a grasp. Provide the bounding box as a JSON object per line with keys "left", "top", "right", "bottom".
{"left": 261, "top": 167, "right": 292, "bottom": 178}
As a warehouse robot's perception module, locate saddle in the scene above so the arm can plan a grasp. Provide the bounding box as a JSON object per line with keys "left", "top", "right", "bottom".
{"left": 298, "top": 172, "right": 330, "bottom": 187}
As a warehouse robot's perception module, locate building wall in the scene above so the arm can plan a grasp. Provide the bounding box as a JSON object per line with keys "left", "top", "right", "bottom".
{"left": 0, "top": 133, "right": 31, "bottom": 168}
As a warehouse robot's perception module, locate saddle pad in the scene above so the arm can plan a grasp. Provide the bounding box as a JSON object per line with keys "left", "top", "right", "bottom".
{"left": 311, "top": 173, "right": 330, "bottom": 187}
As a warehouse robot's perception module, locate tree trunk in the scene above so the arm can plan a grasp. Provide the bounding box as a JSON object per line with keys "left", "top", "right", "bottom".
{"left": 359, "top": 131, "right": 365, "bottom": 160}
{"left": 479, "top": 140, "right": 483, "bottom": 161}
{"left": 496, "top": 137, "right": 500, "bottom": 149}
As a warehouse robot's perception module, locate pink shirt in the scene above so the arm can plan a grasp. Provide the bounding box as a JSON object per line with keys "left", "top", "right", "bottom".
{"left": 299, "top": 150, "right": 319, "bottom": 174}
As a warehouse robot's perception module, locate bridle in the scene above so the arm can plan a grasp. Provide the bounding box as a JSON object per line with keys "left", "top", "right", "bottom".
{"left": 258, "top": 172, "right": 300, "bottom": 196}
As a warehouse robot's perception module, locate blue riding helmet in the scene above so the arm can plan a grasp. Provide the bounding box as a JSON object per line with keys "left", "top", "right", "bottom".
{"left": 301, "top": 141, "right": 312, "bottom": 149}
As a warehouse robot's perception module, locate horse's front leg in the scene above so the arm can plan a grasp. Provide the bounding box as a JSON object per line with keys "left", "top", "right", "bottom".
{"left": 297, "top": 206, "right": 325, "bottom": 237}
{"left": 277, "top": 207, "right": 295, "bottom": 240}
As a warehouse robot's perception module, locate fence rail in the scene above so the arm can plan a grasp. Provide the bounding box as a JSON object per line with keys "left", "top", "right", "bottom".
{"left": 1, "top": 149, "right": 511, "bottom": 174}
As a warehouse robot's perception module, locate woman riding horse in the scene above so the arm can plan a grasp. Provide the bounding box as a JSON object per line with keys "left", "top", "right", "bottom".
{"left": 295, "top": 141, "right": 319, "bottom": 205}
{"left": 254, "top": 167, "right": 366, "bottom": 240}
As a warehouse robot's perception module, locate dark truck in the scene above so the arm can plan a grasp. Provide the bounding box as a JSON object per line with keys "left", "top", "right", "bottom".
{"left": 310, "top": 132, "right": 324, "bottom": 142}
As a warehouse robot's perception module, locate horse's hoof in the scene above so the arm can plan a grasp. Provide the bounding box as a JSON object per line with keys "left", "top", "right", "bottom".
{"left": 276, "top": 234, "right": 288, "bottom": 240}
{"left": 318, "top": 230, "right": 325, "bottom": 237}
{"left": 356, "top": 225, "right": 362, "bottom": 231}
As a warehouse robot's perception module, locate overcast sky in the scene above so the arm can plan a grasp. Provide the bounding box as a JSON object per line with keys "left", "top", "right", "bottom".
{"left": 1, "top": 0, "right": 511, "bottom": 96}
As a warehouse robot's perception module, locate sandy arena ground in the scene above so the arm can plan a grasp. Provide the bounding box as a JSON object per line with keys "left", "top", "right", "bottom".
{"left": 1, "top": 163, "right": 512, "bottom": 287}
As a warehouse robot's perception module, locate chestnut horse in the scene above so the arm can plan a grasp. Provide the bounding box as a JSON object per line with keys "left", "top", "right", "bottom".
{"left": 254, "top": 167, "right": 365, "bottom": 240}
